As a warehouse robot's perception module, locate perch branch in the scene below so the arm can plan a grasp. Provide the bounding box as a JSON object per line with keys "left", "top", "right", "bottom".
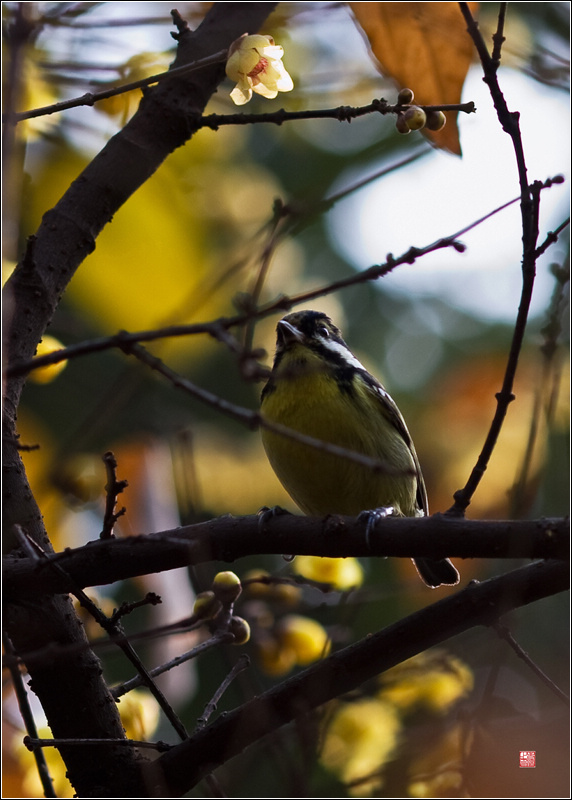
{"left": 4, "top": 514, "right": 568, "bottom": 602}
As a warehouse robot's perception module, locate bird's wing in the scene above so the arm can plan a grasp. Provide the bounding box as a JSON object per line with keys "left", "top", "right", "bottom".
{"left": 363, "top": 371, "right": 429, "bottom": 516}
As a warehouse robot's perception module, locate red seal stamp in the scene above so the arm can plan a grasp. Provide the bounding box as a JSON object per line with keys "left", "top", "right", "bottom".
{"left": 519, "top": 750, "right": 536, "bottom": 768}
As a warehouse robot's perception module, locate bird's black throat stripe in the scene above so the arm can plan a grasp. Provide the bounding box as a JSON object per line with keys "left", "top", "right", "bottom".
{"left": 262, "top": 340, "right": 377, "bottom": 401}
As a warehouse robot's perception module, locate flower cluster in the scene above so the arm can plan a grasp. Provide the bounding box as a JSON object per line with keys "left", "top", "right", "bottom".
{"left": 395, "top": 87, "right": 447, "bottom": 135}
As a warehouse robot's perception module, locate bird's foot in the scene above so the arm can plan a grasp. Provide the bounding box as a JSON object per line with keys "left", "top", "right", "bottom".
{"left": 358, "top": 506, "right": 396, "bottom": 551}
{"left": 257, "top": 505, "right": 292, "bottom": 531}
{"left": 257, "top": 506, "right": 295, "bottom": 562}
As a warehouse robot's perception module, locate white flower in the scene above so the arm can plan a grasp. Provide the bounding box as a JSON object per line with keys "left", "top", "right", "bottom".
{"left": 226, "top": 34, "right": 294, "bottom": 106}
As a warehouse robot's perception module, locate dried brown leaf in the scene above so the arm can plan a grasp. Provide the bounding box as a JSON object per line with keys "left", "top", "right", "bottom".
{"left": 349, "top": 1, "right": 480, "bottom": 155}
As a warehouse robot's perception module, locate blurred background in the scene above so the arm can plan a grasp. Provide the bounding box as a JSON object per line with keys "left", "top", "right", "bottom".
{"left": 3, "top": 2, "right": 569, "bottom": 797}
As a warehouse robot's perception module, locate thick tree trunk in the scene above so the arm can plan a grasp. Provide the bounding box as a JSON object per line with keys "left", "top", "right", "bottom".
{"left": 2, "top": 4, "right": 277, "bottom": 795}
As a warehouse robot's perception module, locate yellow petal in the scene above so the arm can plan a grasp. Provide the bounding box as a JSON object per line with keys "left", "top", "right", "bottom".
{"left": 258, "top": 44, "right": 285, "bottom": 60}
{"left": 230, "top": 84, "right": 252, "bottom": 105}
{"left": 253, "top": 82, "right": 279, "bottom": 99}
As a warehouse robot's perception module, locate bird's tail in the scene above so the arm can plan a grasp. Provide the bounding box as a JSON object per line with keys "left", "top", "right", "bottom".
{"left": 413, "top": 557, "right": 460, "bottom": 588}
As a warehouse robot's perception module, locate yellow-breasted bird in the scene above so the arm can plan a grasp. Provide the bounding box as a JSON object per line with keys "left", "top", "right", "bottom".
{"left": 260, "top": 310, "right": 459, "bottom": 588}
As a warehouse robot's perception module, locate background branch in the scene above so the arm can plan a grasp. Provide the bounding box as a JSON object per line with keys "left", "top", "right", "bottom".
{"left": 5, "top": 175, "right": 564, "bottom": 381}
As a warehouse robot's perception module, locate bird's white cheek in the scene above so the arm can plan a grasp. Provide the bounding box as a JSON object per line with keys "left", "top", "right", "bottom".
{"left": 319, "top": 339, "right": 367, "bottom": 372}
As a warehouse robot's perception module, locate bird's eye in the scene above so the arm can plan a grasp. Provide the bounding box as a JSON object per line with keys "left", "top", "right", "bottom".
{"left": 317, "top": 326, "right": 330, "bottom": 338}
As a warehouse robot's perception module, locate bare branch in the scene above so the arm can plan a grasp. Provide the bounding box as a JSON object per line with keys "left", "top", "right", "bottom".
{"left": 450, "top": 4, "right": 557, "bottom": 515}
{"left": 6, "top": 176, "right": 564, "bottom": 381}
{"left": 2, "top": 49, "right": 229, "bottom": 124}
{"left": 4, "top": 514, "right": 568, "bottom": 601}
{"left": 24, "top": 736, "right": 172, "bottom": 752}
{"left": 195, "top": 654, "right": 251, "bottom": 730}
{"left": 196, "top": 99, "right": 476, "bottom": 130}
{"left": 100, "top": 451, "right": 128, "bottom": 540}
{"left": 3, "top": 633, "right": 57, "bottom": 799}
{"left": 492, "top": 621, "right": 569, "bottom": 704}
{"left": 112, "top": 632, "right": 235, "bottom": 700}
{"left": 491, "top": 3, "right": 508, "bottom": 65}
{"left": 16, "top": 531, "right": 189, "bottom": 741}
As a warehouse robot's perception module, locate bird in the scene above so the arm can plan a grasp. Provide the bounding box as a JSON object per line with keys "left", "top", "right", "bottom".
{"left": 260, "top": 309, "right": 459, "bottom": 588}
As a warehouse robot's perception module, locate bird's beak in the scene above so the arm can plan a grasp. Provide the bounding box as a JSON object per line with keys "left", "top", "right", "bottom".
{"left": 277, "top": 319, "right": 304, "bottom": 345}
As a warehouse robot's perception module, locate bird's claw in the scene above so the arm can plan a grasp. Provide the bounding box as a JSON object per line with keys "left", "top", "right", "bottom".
{"left": 359, "top": 506, "right": 396, "bottom": 551}
{"left": 257, "top": 505, "right": 291, "bottom": 533}
{"left": 257, "top": 506, "right": 295, "bottom": 563}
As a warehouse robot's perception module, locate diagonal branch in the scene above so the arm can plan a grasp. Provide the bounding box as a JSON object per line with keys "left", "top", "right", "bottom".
{"left": 145, "top": 559, "right": 568, "bottom": 796}
{"left": 6, "top": 176, "right": 565, "bottom": 382}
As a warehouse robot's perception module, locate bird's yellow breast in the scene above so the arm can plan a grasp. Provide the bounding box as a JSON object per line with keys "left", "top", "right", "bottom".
{"left": 260, "top": 352, "right": 417, "bottom": 517}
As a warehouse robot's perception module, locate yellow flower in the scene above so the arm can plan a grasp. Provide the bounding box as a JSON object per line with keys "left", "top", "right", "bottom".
{"left": 255, "top": 615, "right": 330, "bottom": 676}
{"left": 14, "top": 727, "right": 74, "bottom": 798}
{"left": 379, "top": 650, "right": 474, "bottom": 714}
{"left": 295, "top": 555, "right": 364, "bottom": 590}
{"left": 278, "top": 614, "right": 331, "bottom": 665}
{"left": 320, "top": 698, "right": 402, "bottom": 794}
{"left": 256, "top": 636, "right": 297, "bottom": 676}
{"left": 226, "top": 34, "right": 293, "bottom": 106}
{"left": 117, "top": 690, "right": 160, "bottom": 741}
{"left": 407, "top": 722, "right": 472, "bottom": 798}
{"left": 28, "top": 335, "right": 67, "bottom": 384}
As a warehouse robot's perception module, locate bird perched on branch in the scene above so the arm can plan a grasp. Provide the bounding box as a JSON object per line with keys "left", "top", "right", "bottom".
{"left": 260, "top": 309, "right": 459, "bottom": 588}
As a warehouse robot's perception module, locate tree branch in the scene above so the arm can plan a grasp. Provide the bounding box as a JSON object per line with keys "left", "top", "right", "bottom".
{"left": 1, "top": 48, "right": 230, "bottom": 123}
{"left": 4, "top": 514, "right": 568, "bottom": 601}
{"left": 6, "top": 175, "right": 564, "bottom": 381}
{"left": 450, "top": 3, "right": 549, "bottom": 515}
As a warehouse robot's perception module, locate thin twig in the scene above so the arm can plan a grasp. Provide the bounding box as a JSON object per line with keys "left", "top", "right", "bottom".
{"left": 534, "top": 216, "right": 570, "bottom": 259}
{"left": 244, "top": 205, "right": 285, "bottom": 355}
{"left": 112, "top": 632, "right": 234, "bottom": 699}
{"left": 449, "top": 3, "right": 552, "bottom": 515}
{"left": 3, "top": 608, "right": 218, "bottom": 673}
{"left": 100, "top": 450, "right": 128, "bottom": 539}
{"left": 492, "top": 621, "right": 569, "bottom": 704}
{"left": 2, "top": 49, "right": 229, "bottom": 124}
{"left": 24, "top": 735, "right": 172, "bottom": 752}
{"left": 109, "top": 592, "right": 162, "bottom": 624}
{"left": 197, "top": 100, "right": 477, "bottom": 130}
{"left": 17, "top": 530, "right": 190, "bottom": 740}
{"left": 6, "top": 177, "right": 564, "bottom": 381}
{"left": 3, "top": 633, "right": 57, "bottom": 799}
{"left": 195, "top": 654, "right": 250, "bottom": 731}
{"left": 120, "top": 340, "right": 418, "bottom": 475}
{"left": 509, "top": 260, "right": 569, "bottom": 516}
{"left": 491, "top": 2, "right": 508, "bottom": 65}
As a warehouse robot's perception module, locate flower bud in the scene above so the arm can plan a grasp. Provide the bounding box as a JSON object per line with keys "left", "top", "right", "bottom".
{"left": 212, "top": 571, "right": 243, "bottom": 603}
{"left": 230, "top": 616, "right": 251, "bottom": 644}
{"left": 403, "top": 106, "right": 427, "bottom": 131}
{"left": 395, "top": 115, "right": 411, "bottom": 135}
{"left": 425, "top": 110, "right": 447, "bottom": 131}
{"left": 397, "top": 87, "right": 414, "bottom": 105}
{"left": 193, "top": 591, "right": 222, "bottom": 620}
